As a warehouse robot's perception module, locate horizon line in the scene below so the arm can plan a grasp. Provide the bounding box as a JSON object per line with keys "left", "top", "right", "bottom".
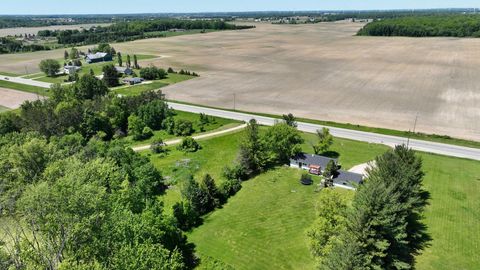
{"left": 0, "top": 7, "right": 479, "bottom": 16}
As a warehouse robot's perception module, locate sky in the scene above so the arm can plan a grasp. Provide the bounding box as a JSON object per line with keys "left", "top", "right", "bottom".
{"left": 1, "top": 0, "right": 479, "bottom": 15}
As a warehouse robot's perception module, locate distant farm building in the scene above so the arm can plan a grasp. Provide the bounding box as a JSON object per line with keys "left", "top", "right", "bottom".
{"left": 85, "top": 52, "right": 112, "bottom": 64}
{"left": 115, "top": 66, "right": 134, "bottom": 75}
{"left": 290, "top": 153, "right": 363, "bottom": 190}
{"left": 63, "top": 65, "right": 81, "bottom": 75}
{"left": 123, "top": 77, "right": 144, "bottom": 85}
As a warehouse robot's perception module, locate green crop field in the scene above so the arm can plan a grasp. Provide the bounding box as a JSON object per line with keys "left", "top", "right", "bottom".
{"left": 145, "top": 125, "right": 480, "bottom": 269}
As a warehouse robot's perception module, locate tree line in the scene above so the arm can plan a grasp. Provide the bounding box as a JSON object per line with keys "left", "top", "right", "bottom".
{"left": 38, "top": 19, "right": 255, "bottom": 46}
{"left": 0, "top": 74, "right": 173, "bottom": 141}
{"left": 358, "top": 14, "right": 480, "bottom": 37}
{"left": 0, "top": 37, "right": 51, "bottom": 54}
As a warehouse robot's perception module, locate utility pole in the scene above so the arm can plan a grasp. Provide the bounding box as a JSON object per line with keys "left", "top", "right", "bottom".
{"left": 233, "top": 93, "right": 236, "bottom": 111}
{"left": 407, "top": 113, "right": 418, "bottom": 148}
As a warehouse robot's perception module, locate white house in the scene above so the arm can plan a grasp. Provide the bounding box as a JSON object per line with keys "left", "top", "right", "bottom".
{"left": 64, "top": 65, "right": 81, "bottom": 75}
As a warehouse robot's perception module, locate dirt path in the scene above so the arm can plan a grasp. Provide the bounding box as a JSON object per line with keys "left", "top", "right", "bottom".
{"left": 131, "top": 123, "right": 247, "bottom": 152}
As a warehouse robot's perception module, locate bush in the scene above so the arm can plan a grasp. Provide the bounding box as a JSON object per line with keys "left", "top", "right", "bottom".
{"left": 220, "top": 178, "right": 242, "bottom": 200}
{"left": 150, "top": 139, "right": 165, "bottom": 154}
{"left": 173, "top": 119, "right": 194, "bottom": 136}
{"left": 142, "top": 127, "right": 154, "bottom": 139}
{"left": 140, "top": 65, "right": 167, "bottom": 80}
{"left": 222, "top": 164, "right": 247, "bottom": 181}
{"left": 177, "top": 137, "right": 200, "bottom": 152}
{"left": 167, "top": 67, "right": 176, "bottom": 73}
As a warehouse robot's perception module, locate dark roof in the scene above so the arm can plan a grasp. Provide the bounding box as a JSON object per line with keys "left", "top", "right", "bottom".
{"left": 334, "top": 170, "right": 363, "bottom": 186}
{"left": 291, "top": 153, "right": 337, "bottom": 168}
{"left": 124, "top": 77, "right": 144, "bottom": 83}
{"left": 86, "top": 52, "right": 109, "bottom": 60}
{"left": 115, "top": 66, "right": 132, "bottom": 72}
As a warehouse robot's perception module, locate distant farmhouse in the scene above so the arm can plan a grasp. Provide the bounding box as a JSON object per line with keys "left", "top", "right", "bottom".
{"left": 63, "top": 65, "right": 81, "bottom": 75}
{"left": 123, "top": 77, "right": 144, "bottom": 85}
{"left": 290, "top": 153, "right": 363, "bottom": 190}
{"left": 115, "top": 66, "right": 134, "bottom": 76}
{"left": 85, "top": 52, "right": 112, "bottom": 64}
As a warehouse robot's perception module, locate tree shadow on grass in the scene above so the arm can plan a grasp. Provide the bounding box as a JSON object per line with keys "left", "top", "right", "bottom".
{"left": 322, "top": 151, "right": 340, "bottom": 159}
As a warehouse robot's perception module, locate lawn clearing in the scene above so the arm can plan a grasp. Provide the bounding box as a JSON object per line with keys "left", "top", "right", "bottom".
{"left": 188, "top": 168, "right": 354, "bottom": 270}
{"left": 115, "top": 73, "right": 195, "bottom": 96}
{"left": 124, "top": 110, "right": 241, "bottom": 147}
{"left": 0, "top": 105, "right": 9, "bottom": 113}
{"left": 0, "top": 71, "right": 20, "bottom": 77}
{"left": 147, "top": 126, "right": 388, "bottom": 217}
{"left": 415, "top": 153, "right": 480, "bottom": 270}
{"left": 0, "top": 80, "right": 50, "bottom": 96}
{"left": 147, "top": 125, "right": 480, "bottom": 269}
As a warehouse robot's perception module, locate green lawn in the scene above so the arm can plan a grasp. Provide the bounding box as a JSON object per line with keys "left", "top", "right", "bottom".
{"left": 0, "top": 80, "right": 50, "bottom": 96}
{"left": 147, "top": 127, "right": 388, "bottom": 226}
{"left": 0, "top": 71, "right": 20, "bottom": 77}
{"left": 124, "top": 110, "right": 241, "bottom": 147}
{"left": 415, "top": 153, "right": 480, "bottom": 270}
{"left": 0, "top": 105, "right": 9, "bottom": 113}
{"left": 169, "top": 100, "right": 480, "bottom": 150}
{"left": 114, "top": 73, "right": 195, "bottom": 96}
{"left": 146, "top": 126, "right": 480, "bottom": 269}
{"left": 189, "top": 168, "right": 355, "bottom": 270}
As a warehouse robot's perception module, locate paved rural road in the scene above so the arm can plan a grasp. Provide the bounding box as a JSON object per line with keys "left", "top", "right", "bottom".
{"left": 0, "top": 76, "right": 51, "bottom": 88}
{"left": 167, "top": 102, "right": 480, "bottom": 161}
{"left": 132, "top": 123, "right": 247, "bottom": 152}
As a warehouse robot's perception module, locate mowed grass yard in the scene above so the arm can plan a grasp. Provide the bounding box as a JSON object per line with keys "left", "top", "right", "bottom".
{"left": 415, "top": 153, "right": 480, "bottom": 270}
{"left": 0, "top": 80, "right": 50, "bottom": 96}
{"left": 145, "top": 127, "right": 480, "bottom": 269}
{"left": 183, "top": 133, "right": 389, "bottom": 269}
{"left": 124, "top": 110, "right": 241, "bottom": 147}
{"left": 0, "top": 105, "right": 9, "bottom": 113}
{"left": 114, "top": 73, "right": 194, "bottom": 97}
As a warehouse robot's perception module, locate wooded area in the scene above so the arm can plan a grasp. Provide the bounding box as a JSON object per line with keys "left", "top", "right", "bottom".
{"left": 358, "top": 15, "right": 480, "bottom": 37}
{"left": 40, "top": 19, "right": 254, "bottom": 45}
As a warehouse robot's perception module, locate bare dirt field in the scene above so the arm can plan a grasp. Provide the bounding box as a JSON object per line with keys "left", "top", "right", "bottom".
{"left": 0, "top": 22, "right": 479, "bottom": 140}
{"left": 0, "top": 87, "right": 43, "bottom": 109}
{"left": 0, "top": 23, "right": 111, "bottom": 37}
